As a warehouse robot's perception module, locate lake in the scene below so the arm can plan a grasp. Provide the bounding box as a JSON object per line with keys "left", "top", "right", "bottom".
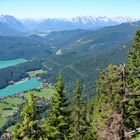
{"left": 0, "top": 78, "right": 42, "bottom": 97}
{"left": 0, "top": 58, "right": 26, "bottom": 69}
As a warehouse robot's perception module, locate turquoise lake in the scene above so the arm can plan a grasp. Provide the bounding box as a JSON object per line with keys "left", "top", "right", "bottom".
{"left": 0, "top": 58, "right": 26, "bottom": 69}
{"left": 0, "top": 78, "right": 42, "bottom": 97}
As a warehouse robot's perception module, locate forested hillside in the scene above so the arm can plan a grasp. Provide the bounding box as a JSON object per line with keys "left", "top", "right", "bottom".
{"left": 40, "top": 21, "right": 140, "bottom": 95}
{"left": 11, "top": 30, "right": 140, "bottom": 140}
{"left": 0, "top": 21, "right": 140, "bottom": 95}
{"left": 0, "top": 35, "right": 52, "bottom": 60}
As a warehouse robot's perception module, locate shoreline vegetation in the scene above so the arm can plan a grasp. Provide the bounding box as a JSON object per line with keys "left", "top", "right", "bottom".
{"left": 13, "top": 77, "right": 29, "bottom": 85}
{"left": 0, "top": 59, "right": 42, "bottom": 89}
{"left": 0, "top": 78, "right": 45, "bottom": 99}
{"left": 0, "top": 82, "right": 51, "bottom": 99}
{"left": 0, "top": 68, "right": 46, "bottom": 89}
{"left": 0, "top": 69, "right": 48, "bottom": 98}
{"left": 0, "top": 68, "right": 46, "bottom": 88}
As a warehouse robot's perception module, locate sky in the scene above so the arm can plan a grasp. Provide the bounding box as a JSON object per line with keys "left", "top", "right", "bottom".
{"left": 0, "top": 0, "right": 140, "bottom": 19}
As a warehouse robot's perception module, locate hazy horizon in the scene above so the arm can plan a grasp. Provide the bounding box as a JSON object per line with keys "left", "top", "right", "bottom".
{"left": 1, "top": 15, "right": 139, "bottom": 21}
{"left": 0, "top": 0, "right": 140, "bottom": 19}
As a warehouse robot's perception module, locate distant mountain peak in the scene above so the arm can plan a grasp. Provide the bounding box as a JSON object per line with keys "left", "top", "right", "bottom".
{"left": 0, "top": 15, "right": 18, "bottom": 23}
{"left": 0, "top": 15, "right": 28, "bottom": 32}
{"left": 67, "top": 16, "right": 137, "bottom": 25}
{"left": 21, "top": 16, "right": 138, "bottom": 31}
{"left": 0, "top": 15, "right": 139, "bottom": 35}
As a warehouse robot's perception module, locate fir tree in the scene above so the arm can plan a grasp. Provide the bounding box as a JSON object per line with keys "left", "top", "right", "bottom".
{"left": 46, "top": 75, "right": 71, "bottom": 140}
{"left": 83, "top": 98, "right": 95, "bottom": 140}
{"left": 13, "top": 94, "right": 44, "bottom": 140}
{"left": 70, "top": 80, "right": 88, "bottom": 140}
{"left": 125, "top": 30, "right": 140, "bottom": 130}
{"left": 126, "top": 30, "right": 140, "bottom": 92}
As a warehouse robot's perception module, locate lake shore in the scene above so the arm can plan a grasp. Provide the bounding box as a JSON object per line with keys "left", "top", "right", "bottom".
{"left": 0, "top": 78, "right": 42, "bottom": 97}
{"left": 0, "top": 58, "right": 26, "bottom": 69}
{"left": 14, "top": 78, "right": 29, "bottom": 85}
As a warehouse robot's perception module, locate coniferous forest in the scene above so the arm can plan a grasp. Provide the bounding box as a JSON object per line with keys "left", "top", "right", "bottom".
{"left": 12, "top": 30, "right": 140, "bottom": 140}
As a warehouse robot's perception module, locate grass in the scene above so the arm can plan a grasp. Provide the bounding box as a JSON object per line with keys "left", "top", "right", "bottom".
{"left": 25, "top": 86, "right": 54, "bottom": 98}
{"left": 3, "top": 97, "right": 24, "bottom": 106}
{"left": 0, "top": 118, "right": 7, "bottom": 128}
{"left": 0, "top": 97, "right": 25, "bottom": 128}
{"left": 0, "top": 102, "right": 15, "bottom": 116}
{"left": 27, "top": 69, "right": 47, "bottom": 77}
{"left": 0, "top": 86, "right": 54, "bottom": 129}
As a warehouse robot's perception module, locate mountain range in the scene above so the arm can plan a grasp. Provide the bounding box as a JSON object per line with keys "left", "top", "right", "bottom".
{"left": 0, "top": 18, "right": 140, "bottom": 94}
{"left": 21, "top": 16, "right": 137, "bottom": 31}
{"left": 0, "top": 15, "right": 138, "bottom": 36}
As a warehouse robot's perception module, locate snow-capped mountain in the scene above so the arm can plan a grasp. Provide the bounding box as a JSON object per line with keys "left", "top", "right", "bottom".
{"left": 0, "top": 15, "right": 28, "bottom": 32}
{"left": 21, "top": 16, "right": 138, "bottom": 31}
{"left": 0, "top": 15, "right": 138, "bottom": 35}
{"left": 68, "top": 16, "right": 137, "bottom": 25}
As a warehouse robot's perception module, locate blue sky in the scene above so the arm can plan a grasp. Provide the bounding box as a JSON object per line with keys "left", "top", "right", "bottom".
{"left": 0, "top": 0, "right": 140, "bottom": 19}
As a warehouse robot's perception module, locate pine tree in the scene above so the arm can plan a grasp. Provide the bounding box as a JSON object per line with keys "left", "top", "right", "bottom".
{"left": 126, "top": 30, "right": 140, "bottom": 92}
{"left": 13, "top": 94, "right": 44, "bottom": 140}
{"left": 125, "top": 30, "right": 140, "bottom": 130}
{"left": 46, "top": 75, "right": 71, "bottom": 140}
{"left": 83, "top": 98, "right": 95, "bottom": 140}
{"left": 70, "top": 80, "right": 88, "bottom": 140}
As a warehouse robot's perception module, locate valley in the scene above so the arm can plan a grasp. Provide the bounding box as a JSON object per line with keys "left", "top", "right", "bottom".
{"left": 0, "top": 0, "right": 140, "bottom": 139}
{"left": 0, "top": 14, "right": 140, "bottom": 139}
{"left": 0, "top": 19, "right": 139, "bottom": 96}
